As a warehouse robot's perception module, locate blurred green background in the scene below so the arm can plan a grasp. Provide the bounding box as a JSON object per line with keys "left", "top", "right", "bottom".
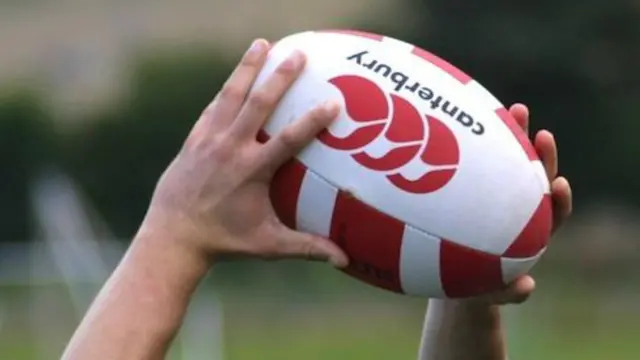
{"left": 1, "top": 0, "right": 639, "bottom": 359}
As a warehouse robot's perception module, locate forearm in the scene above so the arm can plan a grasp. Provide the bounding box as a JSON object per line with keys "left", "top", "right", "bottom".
{"left": 418, "top": 299, "right": 507, "bottom": 360}
{"left": 62, "top": 230, "right": 210, "bottom": 360}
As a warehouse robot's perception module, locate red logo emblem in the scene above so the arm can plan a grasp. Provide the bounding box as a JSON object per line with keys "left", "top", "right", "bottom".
{"left": 318, "top": 75, "right": 460, "bottom": 194}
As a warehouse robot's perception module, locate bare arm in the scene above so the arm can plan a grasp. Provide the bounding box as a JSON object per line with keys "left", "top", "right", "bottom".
{"left": 418, "top": 300, "right": 506, "bottom": 360}
{"left": 416, "top": 103, "right": 572, "bottom": 360}
{"left": 61, "top": 231, "right": 210, "bottom": 360}
{"left": 61, "top": 39, "right": 347, "bottom": 360}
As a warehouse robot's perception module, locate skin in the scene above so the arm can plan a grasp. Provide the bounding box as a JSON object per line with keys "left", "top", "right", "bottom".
{"left": 61, "top": 39, "right": 573, "bottom": 360}
{"left": 418, "top": 104, "right": 573, "bottom": 360}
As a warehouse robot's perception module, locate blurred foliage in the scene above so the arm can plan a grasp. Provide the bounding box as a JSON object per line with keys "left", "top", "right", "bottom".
{"left": 0, "top": 92, "right": 54, "bottom": 242}
{"left": 58, "top": 50, "right": 235, "bottom": 238}
{"left": 0, "top": 49, "right": 235, "bottom": 241}
{"left": 1, "top": 282, "right": 638, "bottom": 360}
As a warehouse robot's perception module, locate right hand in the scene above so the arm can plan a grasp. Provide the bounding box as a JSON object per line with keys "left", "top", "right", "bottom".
{"left": 138, "top": 39, "right": 349, "bottom": 268}
{"left": 455, "top": 103, "right": 573, "bottom": 306}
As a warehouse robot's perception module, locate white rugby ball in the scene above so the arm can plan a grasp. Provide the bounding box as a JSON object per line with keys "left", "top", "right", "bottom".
{"left": 255, "top": 30, "right": 552, "bottom": 298}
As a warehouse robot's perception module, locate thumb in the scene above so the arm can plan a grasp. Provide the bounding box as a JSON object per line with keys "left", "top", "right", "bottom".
{"left": 275, "top": 225, "right": 349, "bottom": 268}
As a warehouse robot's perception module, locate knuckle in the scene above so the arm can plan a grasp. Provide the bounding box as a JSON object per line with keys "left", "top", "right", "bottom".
{"left": 184, "top": 131, "right": 236, "bottom": 162}
{"left": 275, "top": 62, "right": 299, "bottom": 77}
{"left": 199, "top": 105, "right": 215, "bottom": 121}
{"left": 183, "top": 124, "right": 207, "bottom": 152}
{"left": 181, "top": 135, "right": 202, "bottom": 154}
{"left": 240, "top": 53, "right": 260, "bottom": 67}
{"left": 213, "top": 135, "right": 240, "bottom": 160}
{"left": 301, "top": 241, "right": 320, "bottom": 260}
{"left": 277, "top": 126, "right": 302, "bottom": 150}
{"left": 247, "top": 90, "right": 275, "bottom": 111}
{"left": 218, "top": 82, "right": 246, "bottom": 102}
{"left": 306, "top": 106, "right": 335, "bottom": 130}
{"left": 309, "top": 105, "right": 331, "bottom": 123}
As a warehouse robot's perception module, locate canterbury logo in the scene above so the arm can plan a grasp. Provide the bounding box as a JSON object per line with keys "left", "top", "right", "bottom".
{"left": 318, "top": 75, "right": 460, "bottom": 194}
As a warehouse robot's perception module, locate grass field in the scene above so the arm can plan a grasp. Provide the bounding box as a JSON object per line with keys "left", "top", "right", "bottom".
{"left": 223, "top": 321, "right": 637, "bottom": 360}
{"left": 2, "top": 319, "right": 637, "bottom": 360}
{"left": 1, "top": 263, "right": 638, "bottom": 360}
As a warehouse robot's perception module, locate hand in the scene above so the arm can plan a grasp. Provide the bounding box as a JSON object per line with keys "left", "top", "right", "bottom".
{"left": 138, "top": 39, "right": 348, "bottom": 267}
{"left": 464, "top": 103, "right": 573, "bottom": 305}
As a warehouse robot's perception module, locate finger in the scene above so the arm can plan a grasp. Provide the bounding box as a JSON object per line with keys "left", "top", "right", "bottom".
{"left": 272, "top": 225, "right": 349, "bottom": 268}
{"left": 200, "top": 39, "right": 270, "bottom": 131}
{"left": 228, "top": 50, "right": 307, "bottom": 139}
{"left": 551, "top": 176, "right": 572, "bottom": 233}
{"left": 509, "top": 103, "right": 529, "bottom": 135}
{"left": 258, "top": 100, "right": 340, "bottom": 173}
{"left": 479, "top": 276, "right": 536, "bottom": 305}
{"left": 534, "top": 130, "right": 558, "bottom": 181}
{"left": 502, "top": 276, "right": 536, "bottom": 305}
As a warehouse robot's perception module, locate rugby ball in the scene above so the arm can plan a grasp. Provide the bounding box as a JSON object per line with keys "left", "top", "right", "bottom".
{"left": 255, "top": 30, "right": 552, "bottom": 298}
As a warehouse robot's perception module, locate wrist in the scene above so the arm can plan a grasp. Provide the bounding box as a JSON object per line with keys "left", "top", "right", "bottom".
{"left": 429, "top": 298, "right": 501, "bottom": 326}
{"left": 131, "top": 224, "right": 212, "bottom": 290}
{"left": 420, "top": 299, "right": 505, "bottom": 360}
{"left": 61, "top": 227, "right": 212, "bottom": 359}
{"left": 137, "top": 204, "right": 219, "bottom": 264}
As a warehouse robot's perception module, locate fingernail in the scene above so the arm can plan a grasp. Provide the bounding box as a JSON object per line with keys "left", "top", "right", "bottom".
{"left": 245, "top": 39, "right": 266, "bottom": 61}
{"left": 281, "top": 50, "right": 305, "bottom": 71}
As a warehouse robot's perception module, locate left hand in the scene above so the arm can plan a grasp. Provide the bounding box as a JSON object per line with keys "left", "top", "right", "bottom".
{"left": 466, "top": 103, "right": 573, "bottom": 305}
{"left": 140, "top": 40, "right": 348, "bottom": 267}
